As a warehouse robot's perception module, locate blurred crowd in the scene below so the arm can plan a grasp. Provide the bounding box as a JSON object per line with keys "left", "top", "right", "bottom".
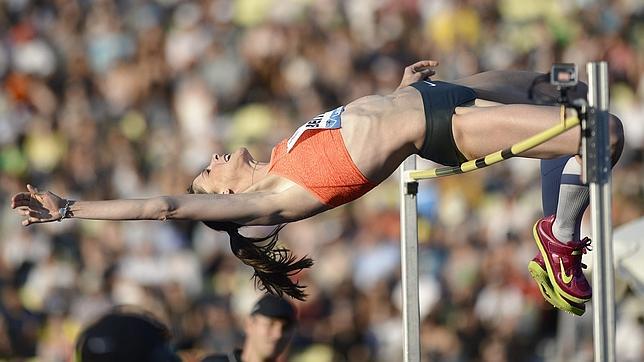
{"left": 0, "top": 0, "right": 642, "bottom": 361}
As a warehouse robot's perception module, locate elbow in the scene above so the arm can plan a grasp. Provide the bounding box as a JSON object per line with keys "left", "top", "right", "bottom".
{"left": 152, "top": 196, "right": 176, "bottom": 221}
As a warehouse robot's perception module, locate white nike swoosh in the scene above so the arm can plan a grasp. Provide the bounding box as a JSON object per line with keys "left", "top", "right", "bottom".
{"left": 423, "top": 80, "right": 437, "bottom": 87}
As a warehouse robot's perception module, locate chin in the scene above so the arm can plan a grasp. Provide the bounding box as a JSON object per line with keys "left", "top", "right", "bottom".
{"left": 240, "top": 147, "right": 254, "bottom": 161}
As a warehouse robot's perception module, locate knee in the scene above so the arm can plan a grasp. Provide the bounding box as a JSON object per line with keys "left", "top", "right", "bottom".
{"left": 608, "top": 113, "right": 624, "bottom": 166}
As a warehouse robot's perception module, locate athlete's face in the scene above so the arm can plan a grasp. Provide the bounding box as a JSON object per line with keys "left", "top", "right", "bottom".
{"left": 244, "top": 314, "right": 294, "bottom": 360}
{"left": 190, "top": 147, "right": 257, "bottom": 194}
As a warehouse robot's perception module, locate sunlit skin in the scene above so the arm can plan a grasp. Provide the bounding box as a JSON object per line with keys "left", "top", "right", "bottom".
{"left": 10, "top": 60, "right": 624, "bottom": 227}
{"left": 242, "top": 315, "right": 294, "bottom": 362}
{"left": 190, "top": 148, "right": 268, "bottom": 195}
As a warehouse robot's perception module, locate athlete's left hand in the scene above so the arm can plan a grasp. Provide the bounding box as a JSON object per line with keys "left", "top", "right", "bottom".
{"left": 397, "top": 60, "right": 438, "bottom": 90}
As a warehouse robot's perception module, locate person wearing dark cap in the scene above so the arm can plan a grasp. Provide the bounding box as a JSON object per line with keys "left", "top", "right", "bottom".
{"left": 75, "top": 306, "right": 181, "bottom": 362}
{"left": 202, "top": 294, "right": 297, "bottom": 362}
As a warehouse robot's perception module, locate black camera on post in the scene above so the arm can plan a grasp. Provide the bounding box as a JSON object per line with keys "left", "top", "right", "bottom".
{"left": 529, "top": 63, "right": 580, "bottom": 105}
{"left": 549, "top": 63, "right": 579, "bottom": 105}
{"left": 550, "top": 63, "right": 578, "bottom": 88}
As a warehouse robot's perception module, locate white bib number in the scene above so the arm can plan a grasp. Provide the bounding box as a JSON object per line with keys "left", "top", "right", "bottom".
{"left": 287, "top": 106, "right": 344, "bottom": 152}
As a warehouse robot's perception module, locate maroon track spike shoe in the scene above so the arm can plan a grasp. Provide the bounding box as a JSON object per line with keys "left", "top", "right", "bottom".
{"left": 528, "top": 253, "right": 586, "bottom": 316}
{"left": 532, "top": 215, "right": 592, "bottom": 304}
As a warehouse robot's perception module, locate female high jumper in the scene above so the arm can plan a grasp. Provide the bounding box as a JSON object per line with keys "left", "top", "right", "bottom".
{"left": 11, "top": 60, "right": 623, "bottom": 315}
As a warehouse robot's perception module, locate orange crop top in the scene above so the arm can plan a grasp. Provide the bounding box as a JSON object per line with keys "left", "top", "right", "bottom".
{"left": 268, "top": 129, "right": 377, "bottom": 208}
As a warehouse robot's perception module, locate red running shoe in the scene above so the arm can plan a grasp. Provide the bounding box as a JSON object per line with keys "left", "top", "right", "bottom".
{"left": 532, "top": 215, "right": 592, "bottom": 304}
{"left": 528, "top": 253, "right": 586, "bottom": 316}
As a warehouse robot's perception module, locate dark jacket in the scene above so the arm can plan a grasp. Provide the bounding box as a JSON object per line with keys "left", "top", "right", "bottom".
{"left": 201, "top": 349, "right": 242, "bottom": 362}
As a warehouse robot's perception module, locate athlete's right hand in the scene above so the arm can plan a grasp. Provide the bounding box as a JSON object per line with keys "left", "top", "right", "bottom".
{"left": 11, "top": 184, "right": 67, "bottom": 226}
{"left": 397, "top": 60, "right": 439, "bottom": 90}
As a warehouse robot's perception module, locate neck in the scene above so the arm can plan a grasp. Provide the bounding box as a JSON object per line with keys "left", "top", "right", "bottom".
{"left": 243, "top": 162, "right": 276, "bottom": 192}
{"left": 240, "top": 347, "right": 275, "bottom": 362}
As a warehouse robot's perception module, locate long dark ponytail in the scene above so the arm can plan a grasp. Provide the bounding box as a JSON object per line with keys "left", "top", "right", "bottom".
{"left": 201, "top": 220, "right": 313, "bottom": 301}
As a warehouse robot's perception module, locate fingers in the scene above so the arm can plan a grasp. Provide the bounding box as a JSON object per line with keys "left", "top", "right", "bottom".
{"left": 21, "top": 213, "right": 54, "bottom": 226}
{"left": 22, "top": 217, "right": 38, "bottom": 227}
{"left": 21, "top": 215, "right": 35, "bottom": 226}
{"left": 401, "top": 60, "right": 438, "bottom": 85}
{"left": 398, "top": 60, "right": 438, "bottom": 90}
{"left": 29, "top": 210, "right": 50, "bottom": 219}
{"left": 410, "top": 60, "right": 438, "bottom": 73}
{"left": 11, "top": 193, "right": 32, "bottom": 208}
{"left": 27, "top": 184, "right": 39, "bottom": 194}
{"left": 16, "top": 184, "right": 46, "bottom": 207}
{"left": 12, "top": 192, "right": 42, "bottom": 207}
{"left": 13, "top": 202, "right": 49, "bottom": 216}
{"left": 16, "top": 206, "right": 49, "bottom": 218}
{"left": 13, "top": 184, "right": 40, "bottom": 208}
{"left": 417, "top": 68, "right": 436, "bottom": 77}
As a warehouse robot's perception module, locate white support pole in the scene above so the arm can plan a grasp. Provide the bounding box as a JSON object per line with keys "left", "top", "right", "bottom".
{"left": 400, "top": 156, "right": 421, "bottom": 362}
{"left": 584, "top": 61, "right": 616, "bottom": 362}
{"left": 555, "top": 312, "right": 578, "bottom": 362}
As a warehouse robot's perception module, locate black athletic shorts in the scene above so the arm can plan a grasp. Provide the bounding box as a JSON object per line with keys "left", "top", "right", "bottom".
{"left": 410, "top": 80, "right": 477, "bottom": 166}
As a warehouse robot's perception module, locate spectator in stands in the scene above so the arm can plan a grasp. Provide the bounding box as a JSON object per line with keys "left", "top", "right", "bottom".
{"left": 201, "top": 294, "right": 297, "bottom": 362}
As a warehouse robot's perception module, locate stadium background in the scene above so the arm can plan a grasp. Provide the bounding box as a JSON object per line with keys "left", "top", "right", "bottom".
{"left": 0, "top": 0, "right": 642, "bottom": 361}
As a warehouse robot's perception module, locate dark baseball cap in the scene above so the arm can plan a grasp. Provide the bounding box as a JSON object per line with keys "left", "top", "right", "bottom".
{"left": 250, "top": 294, "right": 297, "bottom": 323}
{"left": 75, "top": 307, "right": 180, "bottom": 362}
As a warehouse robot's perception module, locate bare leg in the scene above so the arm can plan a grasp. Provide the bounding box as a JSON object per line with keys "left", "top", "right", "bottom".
{"left": 451, "top": 70, "right": 625, "bottom": 315}
{"left": 449, "top": 69, "right": 615, "bottom": 163}
{"left": 451, "top": 104, "right": 579, "bottom": 160}
{"left": 452, "top": 70, "right": 588, "bottom": 105}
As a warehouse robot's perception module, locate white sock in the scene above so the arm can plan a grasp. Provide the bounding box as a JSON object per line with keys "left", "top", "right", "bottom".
{"left": 552, "top": 157, "right": 589, "bottom": 243}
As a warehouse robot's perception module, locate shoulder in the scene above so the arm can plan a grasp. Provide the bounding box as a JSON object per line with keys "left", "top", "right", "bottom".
{"left": 262, "top": 182, "right": 330, "bottom": 223}
{"left": 233, "top": 178, "right": 329, "bottom": 225}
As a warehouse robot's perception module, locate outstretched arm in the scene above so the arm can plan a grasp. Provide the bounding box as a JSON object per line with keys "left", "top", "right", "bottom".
{"left": 11, "top": 185, "right": 172, "bottom": 225}
{"left": 11, "top": 185, "right": 307, "bottom": 226}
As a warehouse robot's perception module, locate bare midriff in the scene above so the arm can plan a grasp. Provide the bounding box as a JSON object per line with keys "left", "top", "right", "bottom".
{"left": 339, "top": 87, "right": 427, "bottom": 184}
